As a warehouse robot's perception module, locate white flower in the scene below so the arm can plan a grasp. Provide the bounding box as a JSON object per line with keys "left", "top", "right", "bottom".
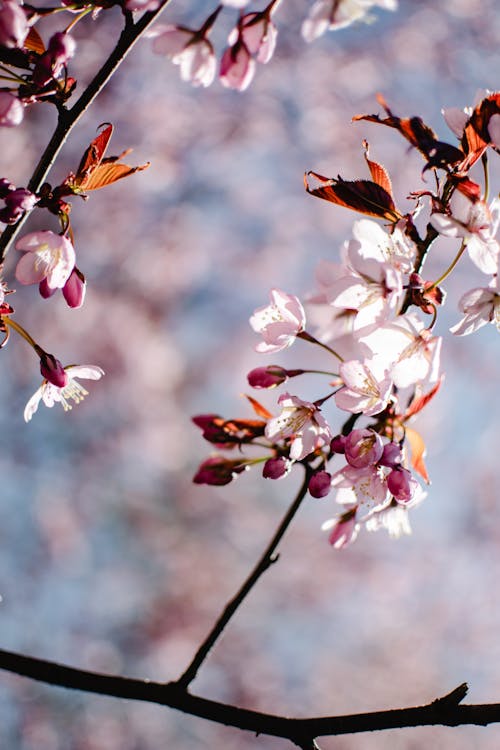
{"left": 335, "top": 358, "right": 393, "bottom": 416}
{"left": 302, "top": 0, "right": 397, "bottom": 43}
{"left": 250, "top": 288, "right": 305, "bottom": 353}
{"left": 15, "top": 230, "right": 75, "bottom": 288}
{"left": 151, "top": 25, "right": 216, "bottom": 88}
{"left": 450, "top": 277, "right": 500, "bottom": 336}
{"left": 24, "top": 365, "right": 104, "bottom": 422}
{"left": 430, "top": 193, "right": 500, "bottom": 275}
{"left": 265, "top": 393, "right": 332, "bottom": 460}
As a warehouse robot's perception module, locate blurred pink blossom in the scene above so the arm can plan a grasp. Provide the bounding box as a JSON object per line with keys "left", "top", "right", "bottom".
{"left": 322, "top": 508, "right": 360, "bottom": 548}
{"left": 151, "top": 25, "right": 216, "bottom": 88}
{"left": 0, "top": 0, "right": 29, "bottom": 48}
{"left": 228, "top": 11, "right": 278, "bottom": 65}
{"left": 450, "top": 277, "right": 500, "bottom": 336}
{"left": 335, "top": 358, "right": 392, "bottom": 416}
{"left": 220, "top": 39, "right": 255, "bottom": 91}
{"left": 302, "top": 0, "right": 397, "bottom": 43}
{"left": 0, "top": 91, "right": 23, "bottom": 126}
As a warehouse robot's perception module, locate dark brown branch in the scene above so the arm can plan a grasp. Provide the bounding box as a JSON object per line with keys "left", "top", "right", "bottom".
{"left": 0, "top": 0, "right": 172, "bottom": 264}
{"left": 1, "top": 649, "right": 500, "bottom": 744}
{"left": 176, "top": 467, "right": 313, "bottom": 689}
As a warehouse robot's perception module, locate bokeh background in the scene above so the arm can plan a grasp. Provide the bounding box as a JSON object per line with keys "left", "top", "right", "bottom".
{"left": 0, "top": 0, "right": 499, "bottom": 747}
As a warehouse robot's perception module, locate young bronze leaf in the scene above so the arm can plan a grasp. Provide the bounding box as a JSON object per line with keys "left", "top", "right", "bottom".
{"left": 363, "top": 140, "right": 394, "bottom": 197}
{"left": 459, "top": 92, "right": 500, "bottom": 169}
{"left": 24, "top": 26, "right": 45, "bottom": 55}
{"left": 405, "top": 426, "right": 430, "bottom": 484}
{"left": 403, "top": 377, "right": 443, "bottom": 420}
{"left": 75, "top": 123, "right": 114, "bottom": 180}
{"left": 79, "top": 160, "right": 150, "bottom": 192}
{"left": 245, "top": 394, "right": 273, "bottom": 420}
{"left": 305, "top": 171, "right": 401, "bottom": 221}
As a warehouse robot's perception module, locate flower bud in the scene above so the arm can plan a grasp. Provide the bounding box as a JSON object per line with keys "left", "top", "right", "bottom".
{"left": 379, "top": 441, "right": 402, "bottom": 468}
{"left": 39, "top": 353, "right": 68, "bottom": 388}
{"left": 308, "top": 470, "right": 331, "bottom": 498}
{"left": 262, "top": 456, "right": 290, "bottom": 479}
{"left": 330, "top": 434, "right": 346, "bottom": 454}
{"left": 62, "top": 267, "right": 86, "bottom": 308}
{"left": 193, "top": 456, "right": 248, "bottom": 486}
{"left": 0, "top": 0, "right": 29, "bottom": 49}
{"left": 344, "top": 429, "right": 383, "bottom": 468}
{"left": 0, "top": 178, "right": 14, "bottom": 197}
{"left": 39, "top": 278, "right": 57, "bottom": 299}
{"left": 0, "top": 92, "right": 23, "bottom": 127}
{"left": 247, "top": 365, "right": 289, "bottom": 389}
{"left": 387, "top": 467, "right": 415, "bottom": 503}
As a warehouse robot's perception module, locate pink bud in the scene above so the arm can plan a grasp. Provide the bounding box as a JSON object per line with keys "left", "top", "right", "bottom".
{"left": 387, "top": 467, "right": 414, "bottom": 503}
{"left": 345, "top": 429, "right": 384, "bottom": 468}
{"left": 220, "top": 40, "right": 255, "bottom": 91}
{"left": 308, "top": 470, "right": 331, "bottom": 498}
{"left": 0, "top": 187, "right": 37, "bottom": 223}
{"left": 0, "top": 178, "right": 14, "bottom": 197}
{"left": 262, "top": 456, "right": 290, "bottom": 479}
{"left": 48, "top": 32, "right": 76, "bottom": 67}
{"left": 379, "top": 442, "right": 402, "bottom": 468}
{"left": 330, "top": 434, "right": 346, "bottom": 454}
{"left": 247, "top": 365, "right": 289, "bottom": 389}
{"left": 62, "top": 267, "right": 86, "bottom": 308}
{"left": 0, "top": 92, "right": 23, "bottom": 127}
{"left": 39, "top": 353, "right": 68, "bottom": 388}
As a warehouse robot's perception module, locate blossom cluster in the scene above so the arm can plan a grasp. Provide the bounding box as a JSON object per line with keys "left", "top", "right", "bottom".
{"left": 193, "top": 91, "right": 500, "bottom": 549}
{"left": 149, "top": 0, "right": 397, "bottom": 91}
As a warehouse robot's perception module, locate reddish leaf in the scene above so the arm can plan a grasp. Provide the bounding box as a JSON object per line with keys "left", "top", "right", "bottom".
{"left": 304, "top": 170, "right": 401, "bottom": 222}
{"left": 363, "top": 139, "right": 394, "bottom": 197}
{"left": 66, "top": 124, "right": 150, "bottom": 193}
{"left": 354, "top": 94, "right": 464, "bottom": 171}
{"left": 245, "top": 394, "right": 273, "bottom": 420}
{"left": 458, "top": 92, "right": 500, "bottom": 170}
{"left": 402, "top": 377, "right": 444, "bottom": 420}
{"left": 405, "top": 426, "right": 430, "bottom": 484}
{"left": 24, "top": 26, "right": 45, "bottom": 55}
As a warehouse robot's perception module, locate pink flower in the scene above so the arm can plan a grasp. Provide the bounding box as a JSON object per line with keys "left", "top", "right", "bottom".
{"left": 335, "top": 358, "right": 392, "bottom": 416}
{"left": 220, "top": 39, "right": 255, "bottom": 91}
{"left": 344, "top": 428, "right": 384, "bottom": 468}
{"left": 250, "top": 289, "right": 305, "bottom": 353}
{"left": 322, "top": 508, "right": 359, "bottom": 548}
{"left": 0, "top": 0, "right": 29, "bottom": 49}
{"left": 0, "top": 91, "right": 23, "bottom": 127}
{"left": 33, "top": 32, "right": 76, "bottom": 87}
{"left": 489, "top": 114, "right": 500, "bottom": 148}
{"left": 24, "top": 365, "right": 104, "bottom": 422}
{"left": 450, "top": 278, "right": 500, "bottom": 336}
{"left": 228, "top": 10, "right": 278, "bottom": 65}
{"left": 430, "top": 193, "right": 500, "bottom": 275}
{"left": 124, "top": 0, "right": 160, "bottom": 10}
{"left": 15, "top": 231, "right": 75, "bottom": 289}
{"left": 387, "top": 467, "right": 417, "bottom": 503}
{"left": 151, "top": 25, "right": 216, "bottom": 88}
{"left": 331, "top": 464, "right": 389, "bottom": 509}
{"left": 265, "top": 393, "right": 332, "bottom": 461}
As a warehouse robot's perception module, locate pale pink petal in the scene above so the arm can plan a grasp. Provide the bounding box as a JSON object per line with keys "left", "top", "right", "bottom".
{"left": 442, "top": 107, "right": 469, "bottom": 138}
{"left": 24, "top": 387, "right": 43, "bottom": 422}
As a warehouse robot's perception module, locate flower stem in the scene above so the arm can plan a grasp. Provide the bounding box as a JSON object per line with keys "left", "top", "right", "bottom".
{"left": 2, "top": 317, "right": 37, "bottom": 349}
{"left": 298, "top": 331, "right": 344, "bottom": 362}
{"left": 175, "top": 466, "right": 312, "bottom": 689}
{"left": 427, "top": 239, "right": 467, "bottom": 291}
{"left": 64, "top": 7, "right": 92, "bottom": 34}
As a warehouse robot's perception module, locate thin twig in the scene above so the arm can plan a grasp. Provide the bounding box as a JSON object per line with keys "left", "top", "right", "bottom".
{"left": 0, "top": 0, "right": 172, "bottom": 264}
{"left": 176, "top": 467, "right": 313, "bottom": 689}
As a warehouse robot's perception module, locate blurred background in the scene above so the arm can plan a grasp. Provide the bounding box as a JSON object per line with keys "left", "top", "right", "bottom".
{"left": 0, "top": 0, "right": 499, "bottom": 747}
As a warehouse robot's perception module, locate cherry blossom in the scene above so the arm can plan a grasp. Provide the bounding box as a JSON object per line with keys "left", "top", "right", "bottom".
{"left": 15, "top": 231, "right": 75, "bottom": 289}
{"left": 250, "top": 289, "right": 305, "bottom": 353}
{"left": 265, "top": 393, "right": 332, "bottom": 461}
{"left": 228, "top": 10, "right": 278, "bottom": 65}
{"left": 151, "top": 25, "right": 216, "bottom": 88}
{"left": 0, "top": 91, "right": 23, "bottom": 127}
{"left": 489, "top": 114, "right": 500, "bottom": 148}
{"left": 322, "top": 508, "right": 360, "bottom": 548}
{"left": 308, "top": 470, "right": 332, "bottom": 498}
{"left": 360, "top": 313, "right": 442, "bottom": 389}
{"left": 220, "top": 39, "right": 256, "bottom": 91}
{"left": 430, "top": 193, "right": 500, "bottom": 275}
{"left": 331, "top": 463, "right": 389, "bottom": 509}
{"left": 364, "top": 501, "right": 412, "bottom": 538}
{"left": 441, "top": 89, "right": 489, "bottom": 138}
{"left": 0, "top": 0, "right": 29, "bottom": 49}
{"left": 344, "top": 428, "right": 384, "bottom": 468}
{"left": 302, "top": 0, "right": 397, "bottom": 43}
{"left": 24, "top": 365, "right": 104, "bottom": 422}
{"left": 450, "top": 278, "right": 500, "bottom": 336}
{"left": 335, "top": 358, "right": 393, "bottom": 416}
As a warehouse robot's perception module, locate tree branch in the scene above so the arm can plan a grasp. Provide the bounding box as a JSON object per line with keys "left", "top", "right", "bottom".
{"left": 0, "top": 0, "right": 172, "bottom": 264}
{"left": 0, "top": 649, "right": 499, "bottom": 745}
{"left": 176, "top": 466, "right": 313, "bottom": 689}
